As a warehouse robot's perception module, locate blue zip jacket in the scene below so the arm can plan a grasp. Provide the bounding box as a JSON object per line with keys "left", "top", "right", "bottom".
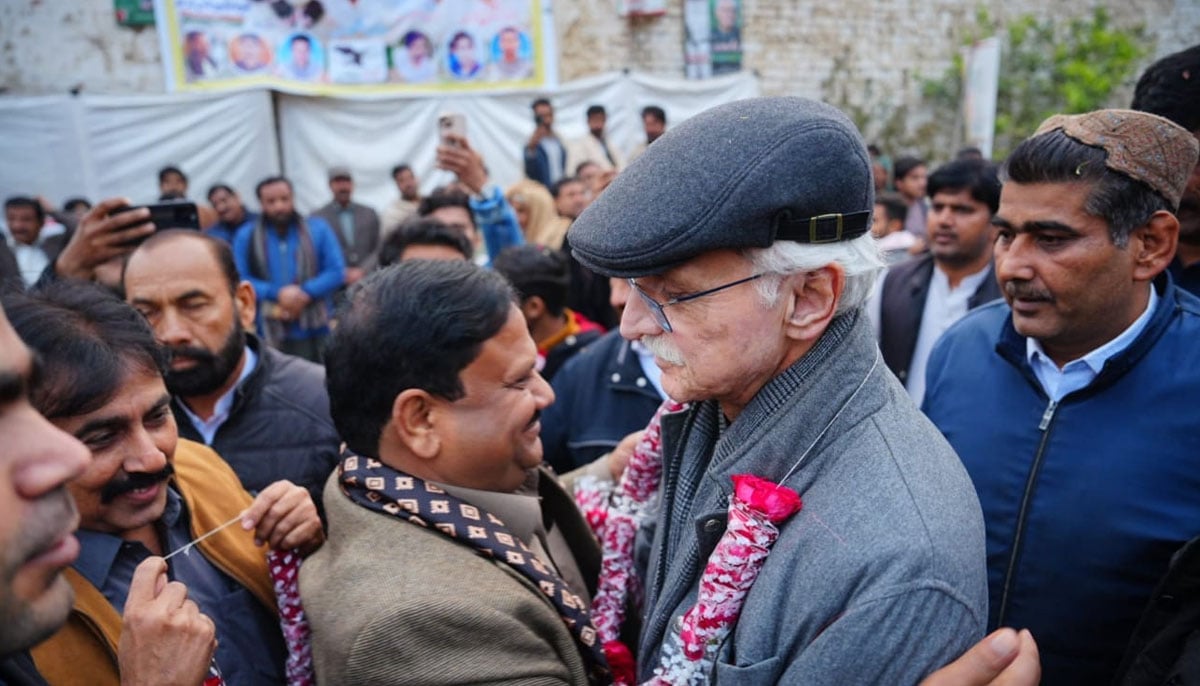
{"left": 923, "top": 275, "right": 1200, "bottom": 684}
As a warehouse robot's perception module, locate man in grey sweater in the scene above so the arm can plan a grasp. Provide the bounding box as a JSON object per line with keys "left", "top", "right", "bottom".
{"left": 568, "top": 96, "right": 990, "bottom": 684}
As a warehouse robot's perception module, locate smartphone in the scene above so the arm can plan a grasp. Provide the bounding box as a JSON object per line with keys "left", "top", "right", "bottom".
{"left": 439, "top": 112, "right": 467, "bottom": 146}
{"left": 111, "top": 202, "right": 201, "bottom": 232}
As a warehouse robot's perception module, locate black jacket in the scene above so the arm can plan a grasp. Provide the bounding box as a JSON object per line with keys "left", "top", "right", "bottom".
{"left": 172, "top": 335, "right": 340, "bottom": 511}
{"left": 877, "top": 253, "right": 1001, "bottom": 384}
{"left": 0, "top": 652, "right": 47, "bottom": 686}
{"left": 541, "top": 330, "right": 664, "bottom": 474}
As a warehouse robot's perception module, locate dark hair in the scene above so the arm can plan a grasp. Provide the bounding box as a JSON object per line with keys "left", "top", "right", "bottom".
{"left": 549, "top": 177, "right": 583, "bottom": 199}
{"left": 302, "top": 0, "right": 324, "bottom": 25}
{"left": 391, "top": 163, "right": 413, "bottom": 178}
{"left": 3, "top": 282, "right": 168, "bottom": 421}
{"left": 492, "top": 245, "right": 571, "bottom": 317}
{"left": 207, "top": 183, "right": 235, "bottom": 201}
{"left": 642, "top": 105, "right": 666, "bottom": 124}
{"left": 867, "top": 143, "right": 882, "bottom": 157}
{"left": 4, "top": 196, "right": 45, "bottom": 224}
{"left": 893, "top": 156, "right": 926, "bottom": 181}
{"left": 575, "top": 160, "right": 600, "bottom": 176}
{"left": 291, "top": 34, "right": 312, "bottom": 47}
{"left": 586, "top": 105, "right": 606, "bottom": 118}
{"left": 325, "top": 261, "right": 515, "bottom": 455}
{"left": 403, "top": 31, "right": 428, "bottom": 48}
{"left": 1132, "top": 44, "right": 1200, "bottom": 133}
{"left": 449, "top": 31, "right": 472, "bottom": 47}
{"left": 63, "top": 197, "right": 91, "bottom": 214}
{"left": 378, "top": 218, "right": 473, "bottom": 266}
{"left": 127, "top": 230, "right": 241, "bottom": 295}
{"left": 927, "top": 159, "right": 1002, "bottom": 214}
{"left": 255, "top": 175, "right": 292, "bottom": 199}
{"left": 158, "top": 165, "right": 187, "bottom": 185}
{"left": 418, "top": 187, "right": 475, "bottom": 230}
{"left": 955, "top": 146, "right": 985, "bottom": 161}
{"left": 531, "top": 97, "right": 552, "bottom": 110}
{"left": 1005, "top": 128, "right": 1172, "bottom": 246}
{"left": 875, "top": 192, "right": 908, "bottom": 224}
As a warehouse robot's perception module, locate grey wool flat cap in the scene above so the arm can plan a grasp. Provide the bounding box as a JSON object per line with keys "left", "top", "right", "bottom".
{"left": 568, "top": 96, "right": 875, "bottom": 277}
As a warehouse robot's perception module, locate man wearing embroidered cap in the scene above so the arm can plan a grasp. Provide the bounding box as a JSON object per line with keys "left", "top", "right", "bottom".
{"left": 923, "top": 109, "right": 1200, "bottom": 684}
{"left": 569, "top": 96, "right": 988, "bottom": 683}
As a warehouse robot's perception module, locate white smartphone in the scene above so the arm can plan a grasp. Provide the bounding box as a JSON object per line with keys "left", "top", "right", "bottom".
{"left": 438, "top": 112, "right": 467, "bottom": 146}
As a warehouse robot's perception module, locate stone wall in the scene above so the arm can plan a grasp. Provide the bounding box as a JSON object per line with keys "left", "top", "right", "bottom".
{"left": 3, "top": 0, "right": 1196, "bottom": 157}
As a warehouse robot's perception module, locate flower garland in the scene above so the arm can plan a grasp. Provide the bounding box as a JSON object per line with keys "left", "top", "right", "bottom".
{"left": 268, "top": 548, "right": 316, "bottom": 686}
{"left": 578, "top": 402, "right": 803, "bottom": 686}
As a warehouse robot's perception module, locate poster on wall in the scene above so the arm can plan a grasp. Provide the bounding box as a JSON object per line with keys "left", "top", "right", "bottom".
{"left": 155, "top": 0, "right": 546, "bottom": 94}
{"left": 682, "top": 0, "right": 741, "bottom": 79}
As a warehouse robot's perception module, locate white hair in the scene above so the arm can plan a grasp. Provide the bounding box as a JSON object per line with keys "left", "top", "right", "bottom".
{"left": 743, "top": 234, "right": 884, "bottom": 315}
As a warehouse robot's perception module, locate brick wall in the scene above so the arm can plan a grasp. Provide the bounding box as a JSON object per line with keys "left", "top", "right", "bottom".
{"left": 2, "top": 0, "right": 1196, "bottom": 157}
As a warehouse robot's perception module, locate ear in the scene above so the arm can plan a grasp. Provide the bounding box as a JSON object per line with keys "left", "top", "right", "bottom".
{"left": 389, "top": 389, "right": 442, "bottom": 460}
{"left": 782, "top": 265, "right": 844, "bottom": 342}
{"left": 1130, "top": 210, "right": 1178, "bottom": 282}
{"left": 235, "top": 280, "right": 257, "bottom": 330}
{"left": 520, "top": 296, "right": 545, "bottom": 323}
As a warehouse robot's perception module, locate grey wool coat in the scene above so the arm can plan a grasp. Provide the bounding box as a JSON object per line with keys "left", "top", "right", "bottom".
{"left": 638, "top": 309, "right": 988, "bottom": 684}
{"left": 300, "top": 469, "right": 599, "bottom": 686}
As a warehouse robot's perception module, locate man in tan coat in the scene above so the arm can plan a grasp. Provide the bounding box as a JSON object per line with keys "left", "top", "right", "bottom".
{"left": 303, "top": 260, "right": 604, "bottom": 685}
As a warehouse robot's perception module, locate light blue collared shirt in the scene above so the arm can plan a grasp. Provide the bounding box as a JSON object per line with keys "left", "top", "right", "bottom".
{"left": 1026, "top": 287, "right": 1158, "bottom": 401}
{"left": 177, "top": 345, "right": 258, "bottom": 445}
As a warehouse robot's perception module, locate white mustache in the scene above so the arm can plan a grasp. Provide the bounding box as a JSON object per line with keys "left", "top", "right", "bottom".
{"left": 641, "top": 335, "right": 685, "bottom": 365}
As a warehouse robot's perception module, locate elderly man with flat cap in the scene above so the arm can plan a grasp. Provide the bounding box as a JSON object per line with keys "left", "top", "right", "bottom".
{"left": 569, "top": 97, "right": 988, "bottom": 683}
{"left": 922, "top": 109, "right": 1200, "bottom": 685}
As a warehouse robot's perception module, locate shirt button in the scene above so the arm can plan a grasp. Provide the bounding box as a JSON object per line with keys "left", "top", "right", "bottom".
{"left": 566, "top": 335, "right": 577, "bottom": 346}
{"left": 704, "top": 519, "right": 721, "bottom": 533}
{"left": 636, "top": 377, "right": 647, "bottom": 387}
{"left": 611, "top": 373, "right": 621, "bottom": 383}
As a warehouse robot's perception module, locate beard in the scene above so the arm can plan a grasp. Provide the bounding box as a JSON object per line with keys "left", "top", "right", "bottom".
{"left": 165, "top": 318, "right": 246, "bottom": 397}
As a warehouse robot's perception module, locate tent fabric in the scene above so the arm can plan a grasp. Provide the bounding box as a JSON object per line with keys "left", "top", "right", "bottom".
{"left": 0, "top": 71, "right": 758, "bottom": 215}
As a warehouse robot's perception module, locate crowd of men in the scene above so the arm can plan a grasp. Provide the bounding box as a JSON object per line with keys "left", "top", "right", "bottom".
{"left": 1, "top": 42, "right": 1199, "bottom": 686}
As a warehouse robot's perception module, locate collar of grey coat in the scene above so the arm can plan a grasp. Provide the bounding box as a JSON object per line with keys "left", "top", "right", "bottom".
{"left": 639, "top": 307, "right": 886, "bottom": 666}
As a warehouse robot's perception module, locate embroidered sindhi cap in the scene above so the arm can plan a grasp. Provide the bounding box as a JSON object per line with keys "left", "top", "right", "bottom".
{"left": 1033, "top": 109, "right": 1200, "bottom": 209}
{"left": 567, "top": 97, "right": 874, "bottom": 277}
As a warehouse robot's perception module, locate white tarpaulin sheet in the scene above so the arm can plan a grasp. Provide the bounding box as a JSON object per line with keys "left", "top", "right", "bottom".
{"left": 0, "top": 70, "right": 757, "bottom": 215}
{"left": 0, "top": 89, "right": 279, "bottom": 207}
{"left": 278, "top": 70, "right": 760, "bottom": 213}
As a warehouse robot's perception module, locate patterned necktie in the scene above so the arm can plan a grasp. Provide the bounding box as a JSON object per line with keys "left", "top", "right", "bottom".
{"left": 339, "top": 455, "right": 610, "bottom": 684}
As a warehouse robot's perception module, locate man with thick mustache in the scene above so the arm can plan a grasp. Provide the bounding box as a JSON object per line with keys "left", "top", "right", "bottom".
{"left": 123, "top": 230, "right": 341, "bottom": 510}
{"left": 922, "top": 109, "right": 1200, "bottom": 684}
{"left": 568, "top": 96, "right": 988, "bottom": 683}
{"left": 4, "top": 282, "right": 324, "bottom": 685}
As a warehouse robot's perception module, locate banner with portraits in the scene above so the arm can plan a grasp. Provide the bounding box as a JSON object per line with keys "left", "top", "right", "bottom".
{"left": 155, "top": 0, "right": 546, "bottom": 93}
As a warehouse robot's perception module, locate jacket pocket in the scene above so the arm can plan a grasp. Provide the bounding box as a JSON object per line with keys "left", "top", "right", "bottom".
{"left": 712, "top": 656, "right": 783, "bottom": 684}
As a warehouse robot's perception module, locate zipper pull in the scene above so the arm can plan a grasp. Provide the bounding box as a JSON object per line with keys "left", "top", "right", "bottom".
{"left": 1038, "top": 400, "right": 1058, "bottom": 431}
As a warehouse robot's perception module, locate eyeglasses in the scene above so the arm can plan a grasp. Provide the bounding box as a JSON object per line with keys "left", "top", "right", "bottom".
{"left": 627, "top": 273, "right": 763, "bottom": 333}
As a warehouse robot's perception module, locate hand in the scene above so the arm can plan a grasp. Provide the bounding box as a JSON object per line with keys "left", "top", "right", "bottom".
{"left": 276, "top": 285, "right": 311, "bottom": 318}
{"left": 55, "top": 198, "right": 155, "bottom": 281}
{"left": 527, "top": 124, "right": 548, "bottom": 150}
{"left": 919, "top": 629, "right": 1040, "bottom": 686}
{"left": 437, "top": 134, "right": 488, "bottom": 195}
{"left": 344, "top": 266, "right": 365, "bottom": 285}
{"left": 608, "top": 430, "right": 645, "bottom": 481}
{"left": 118, "top": 557, "right": 217, "bottom": 686}
{"left": 240, "top": 480, "right": 324, "bottom": 555}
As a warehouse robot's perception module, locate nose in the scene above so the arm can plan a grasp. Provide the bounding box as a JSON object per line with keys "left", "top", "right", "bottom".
{"left": 532, "top": 370, "right": 555, "bottom": 409}
{"left": 995, "top": 233, "right": 1036, "bottom": 283}
{"left": 14, "top": 408, "right": 91, "bottom": 500}
{"left": 122, "top": 423, "right": 169, "bottom": 476}
{"left": 619, "top": 285, "right": 665, "bottom": 341}
{"left": 156, "top": 307, "right": 192, "bottom": 348}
